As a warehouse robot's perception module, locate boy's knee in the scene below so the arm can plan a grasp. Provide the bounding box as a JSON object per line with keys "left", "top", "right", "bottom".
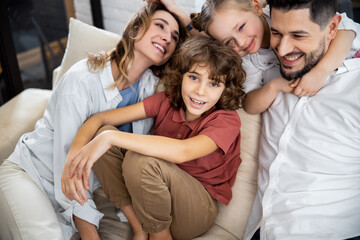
{"left": 123, "top": 151, "right": 152, "bottom": 178}
{"left": 123, "top": 152, "right": 165, "bottom": 188}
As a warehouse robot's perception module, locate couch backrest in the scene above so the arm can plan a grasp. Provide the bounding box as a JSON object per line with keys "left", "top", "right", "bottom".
{"left": 53, "top": 18, "right": 120, "bottom": 87}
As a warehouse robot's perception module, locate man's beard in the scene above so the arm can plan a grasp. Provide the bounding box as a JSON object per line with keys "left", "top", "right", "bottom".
{"left": 279, "top": 38, "right": 326, "bottom": 81}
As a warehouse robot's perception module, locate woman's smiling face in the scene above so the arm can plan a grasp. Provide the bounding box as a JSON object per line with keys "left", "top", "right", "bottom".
{"left": 134, "top": 10, "right": 180, "bottom": 66}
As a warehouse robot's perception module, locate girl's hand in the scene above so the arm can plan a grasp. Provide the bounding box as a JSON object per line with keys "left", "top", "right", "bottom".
{"left": 290, "top": 69, "right": 326, "bottom": 97}
{"left": 143, "top": 0, "right": 176, "bottom": 11}
{"left": 67, "top": 132, "right": 112, "bottom": 193}
{"left": 271, "top": 77, "right": 295, "bottom": 93}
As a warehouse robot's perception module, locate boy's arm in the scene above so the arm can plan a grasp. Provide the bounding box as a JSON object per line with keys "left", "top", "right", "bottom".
{"left": 65, "top": 131, "right": 218, "bottom": 200}
{"left": 70, "top": 132, "right": 218, "bottom": 183}
{"left": 61, "top": 102, "right": 146, "bottom": 203}
{"left": 292, "top": 29, "right": 355, "bottom": 96}
{"left": 66, "top": 101, "right": 146, "bottom": 161}
{"left": 243, "top": 77, "right": 294, "bottom": 115}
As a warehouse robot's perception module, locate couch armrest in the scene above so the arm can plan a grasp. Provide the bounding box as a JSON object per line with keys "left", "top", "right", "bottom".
{"left": 0, "top": 88, "right": 52, "bottom": 163}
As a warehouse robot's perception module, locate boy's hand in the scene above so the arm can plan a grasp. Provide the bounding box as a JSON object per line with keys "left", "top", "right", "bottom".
{"left": 62, "top": 132, "right": 111, "bottom": 205}
{"left": 290, "top": 69, "right": 326, "bottom": 97}
{"left": 61, "top": 160, "right": 88, "bottom": 205}
{"left": 68, "top": 133, "right": 112, "bottom": 190}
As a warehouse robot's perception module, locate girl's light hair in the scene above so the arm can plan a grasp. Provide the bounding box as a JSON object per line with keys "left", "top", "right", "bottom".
{"left": 162, "top": 35, "right": 246, "bottom": 111}
{"left": 87, "top": 2, "right": 187, "bottom": 89}
{"left": 191, "top": 0, "right": 253, "bottom": 34}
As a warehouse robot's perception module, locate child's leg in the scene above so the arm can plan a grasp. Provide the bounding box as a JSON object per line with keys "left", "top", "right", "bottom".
{"left": 92, "top": 126, "right": 131, "bottom": 208}
{"left": 92, "top": 125, "right": 147, "bottom": 240}
{"left": 123, "top": 151, "right": 218, "bottom": 240}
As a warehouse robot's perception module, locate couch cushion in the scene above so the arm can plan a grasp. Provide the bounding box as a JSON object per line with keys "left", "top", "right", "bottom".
{"left": 53, "top": 18, "right": 121, "bottom": 87}
{"left": 194, "top": 109, "right": 261, "bottom": 239}
{"left": 0, "top": 89, "right": 52, "bottom": 162}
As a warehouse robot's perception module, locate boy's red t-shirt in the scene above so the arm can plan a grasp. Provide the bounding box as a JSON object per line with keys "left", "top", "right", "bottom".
{"left": 143, "top": 92, "right": 241, "bottom": 205}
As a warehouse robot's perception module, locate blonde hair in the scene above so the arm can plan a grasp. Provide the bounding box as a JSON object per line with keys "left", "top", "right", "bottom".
{"left": 192, "top": 0, "right": 253, "bottom": 34}
{"left": 87, "top": 2, "right": 187, "bottom": 88}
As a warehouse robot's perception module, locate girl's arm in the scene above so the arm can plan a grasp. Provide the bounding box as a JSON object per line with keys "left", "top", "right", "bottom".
{"left": 291, "top": 29, "right": 355, "bottom": 96}
{"left": 243, "top": 77, "right": 294, "bottom": 114}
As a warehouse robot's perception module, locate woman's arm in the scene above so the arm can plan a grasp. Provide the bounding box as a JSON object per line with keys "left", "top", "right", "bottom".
{"left": 243, "top": 77, "right": 294, "bottom": 114}
{"left": 291, "top": 29, "right": 355, "bottom": 96}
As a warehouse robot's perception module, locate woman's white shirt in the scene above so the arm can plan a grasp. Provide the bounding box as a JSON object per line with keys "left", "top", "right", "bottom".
{"left": 6, "top": 59, "right": 158, "bottom": 239}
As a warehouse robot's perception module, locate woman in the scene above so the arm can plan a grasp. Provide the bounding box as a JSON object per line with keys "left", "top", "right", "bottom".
{"left": 0, "top": 2, "right": 187, "bottom": 240}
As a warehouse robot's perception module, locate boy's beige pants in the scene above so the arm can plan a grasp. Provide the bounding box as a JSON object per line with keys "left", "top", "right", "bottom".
{"left": 93, "top": 126, "right": 218, "bottom": 240}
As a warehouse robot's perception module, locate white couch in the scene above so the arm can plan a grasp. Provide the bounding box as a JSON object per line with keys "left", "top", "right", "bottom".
{"left": 0, "top": 18, "right": 261, "bottom": 240}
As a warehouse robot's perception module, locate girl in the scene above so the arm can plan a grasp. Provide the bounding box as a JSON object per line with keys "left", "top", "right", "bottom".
{"left": 0, "top": 2, "right": 186, "bottom": 240}
{"left": 147, "top": 0, "right": 357, "bottom": 113}
{"left": 62, "top": 35, "right": 246, "bottom": 240}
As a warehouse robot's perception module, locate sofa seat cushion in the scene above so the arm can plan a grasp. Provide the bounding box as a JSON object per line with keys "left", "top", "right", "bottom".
{"left": 0, "top": 88, "right": 52, "bottom": 162}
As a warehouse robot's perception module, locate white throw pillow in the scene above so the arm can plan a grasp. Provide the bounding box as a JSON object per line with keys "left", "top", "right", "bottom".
{"left": 53, "top": 18, "right": 121, "bottom": 87}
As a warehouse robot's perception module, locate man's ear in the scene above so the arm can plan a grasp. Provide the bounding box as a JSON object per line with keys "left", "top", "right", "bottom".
{"left": 327, "top": 14, "right": 341, "bottom": 40}
{"left": 252, "top": 0, "right": 264, "bottom": 16}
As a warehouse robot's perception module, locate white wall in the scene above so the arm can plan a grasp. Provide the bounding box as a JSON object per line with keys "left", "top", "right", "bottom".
{"left": 74, "top": 0, "right": 205, "bottom": 35}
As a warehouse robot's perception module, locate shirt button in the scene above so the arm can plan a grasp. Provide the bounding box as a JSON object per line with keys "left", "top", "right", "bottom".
{"left": 177, "top": 134, "right": 182, "bottom": 138}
